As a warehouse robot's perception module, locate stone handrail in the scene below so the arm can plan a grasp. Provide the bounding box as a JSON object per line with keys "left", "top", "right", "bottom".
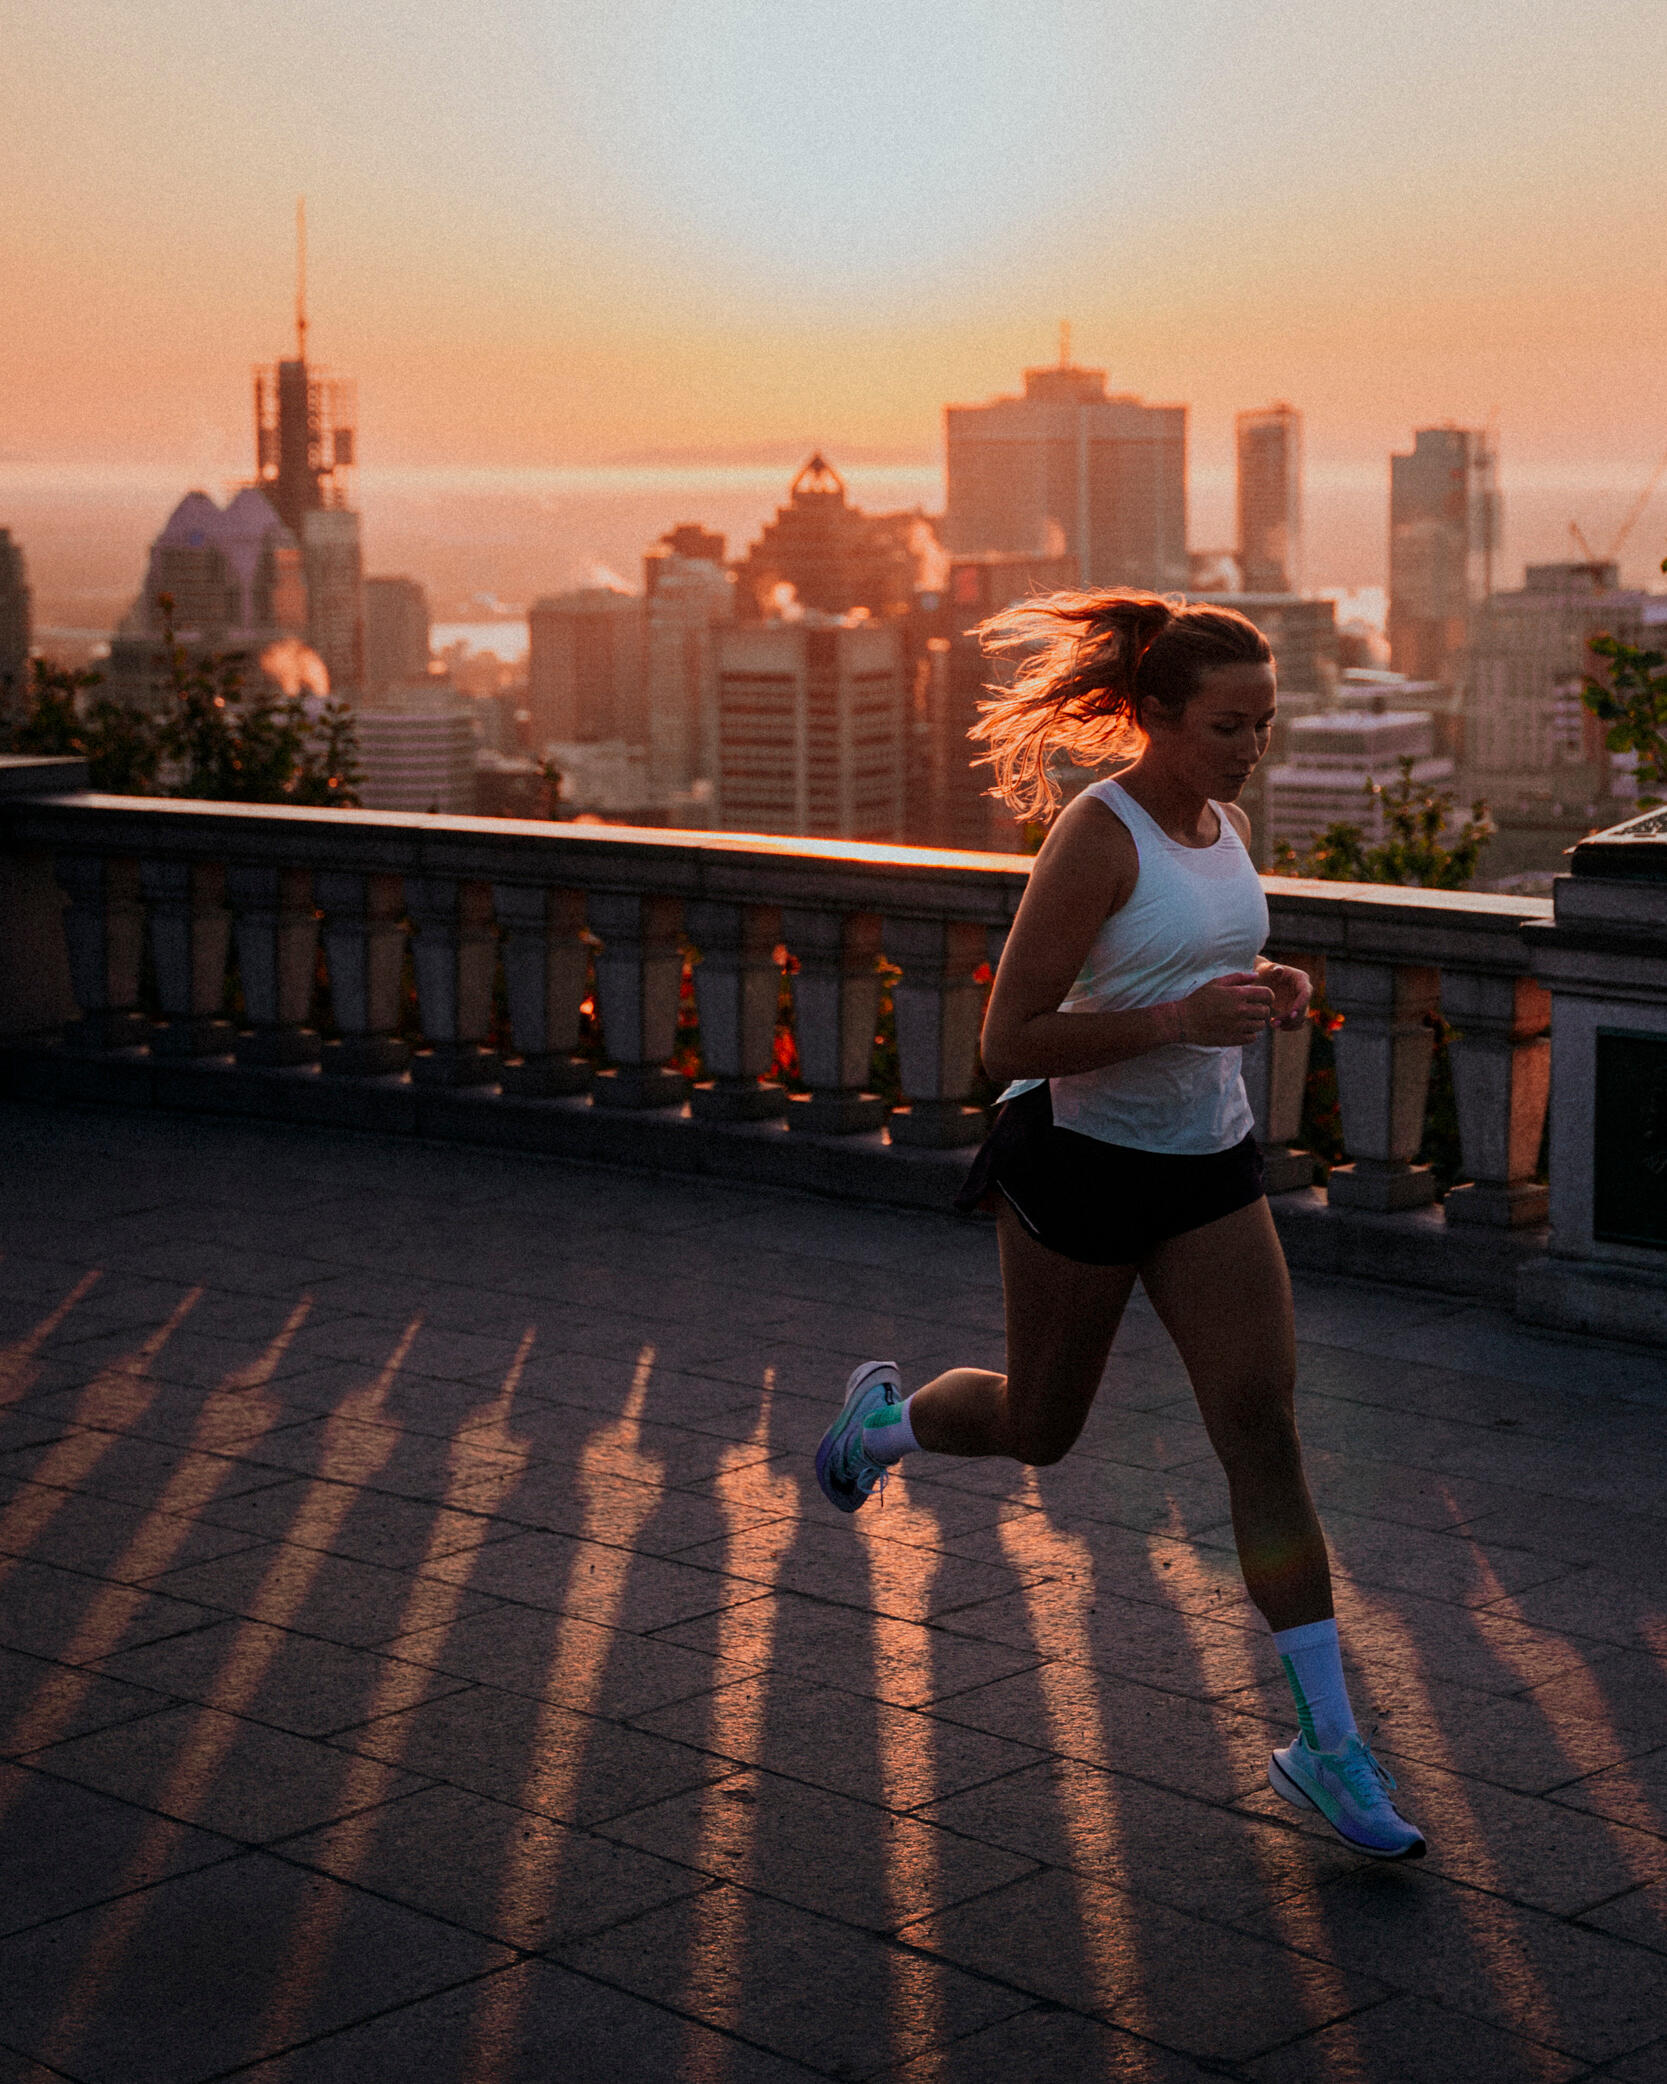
{"left": 0, "top": 764, "right": 1554, "bottom": 1234}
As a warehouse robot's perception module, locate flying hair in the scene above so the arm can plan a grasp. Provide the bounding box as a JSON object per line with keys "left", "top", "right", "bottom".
{"left": 970, "top": 589, "right": 1273, "bottom": 821}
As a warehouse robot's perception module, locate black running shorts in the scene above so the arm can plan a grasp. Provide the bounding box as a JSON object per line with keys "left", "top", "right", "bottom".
{"left": 955, "top": 1080, "right": 1266, "bottom": 1267}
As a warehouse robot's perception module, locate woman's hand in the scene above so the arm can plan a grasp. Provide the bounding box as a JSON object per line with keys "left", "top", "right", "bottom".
{"left": 1177, "top": 972, "right": 1275, "bottom": 1046}
{"left": 1258, "top": 961, "right": 1314, "bottom": 1031}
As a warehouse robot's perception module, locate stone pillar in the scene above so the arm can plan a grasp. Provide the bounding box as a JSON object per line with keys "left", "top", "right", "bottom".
{"left": 226, "top": 863, "right": 320, "bottom": 1065}
{"left": 405, "top": 876, "right": 499, "bottom": 1086}
{"left": 1439, "top": 970, "right": 1551, "bottom": 1228}
{"left": 686, "top": 899, "right": 787, "bottom": 1120}
{"left": 886, "top": 916, "right": 988, "bottom": 1147}
{"left": 141, "top": 858, "right": 232, "bottom": 1056}
{"left": 782, "top": 907, "right": 886, "bottom": 1133}
{"left": 492, "top": 883, "right": 593, "bottom": 1096}
{"left": 586, "top": 890, "right": 688, "bottom": 1108}
{"left": 1324, "top": 958, "right": 1440, "bottom": 1211}
{"left": 315, "top": 870, "right": 410, "bottom": 1076}
{"left": 1241, "top": 953, "right": 1319, "bottom": 1193}
{"left": 54, "top": 852, "right": 146, "bottom": 1051}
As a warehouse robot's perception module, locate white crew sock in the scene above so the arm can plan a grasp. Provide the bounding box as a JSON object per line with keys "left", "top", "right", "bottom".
{"left": 862, "top": 1392, "right": 920, "bottom": 1466}
{"left": 1273, "top": 1617, "right": 1358, "bottom": 1754}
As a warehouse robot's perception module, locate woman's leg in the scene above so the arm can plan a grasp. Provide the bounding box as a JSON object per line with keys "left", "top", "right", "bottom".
{"left": 1135, "top": 1196, "right": 1331, "bottom": 1632}
{"left": 905, "top": 1199, "right": 1138, "bottom": 1463}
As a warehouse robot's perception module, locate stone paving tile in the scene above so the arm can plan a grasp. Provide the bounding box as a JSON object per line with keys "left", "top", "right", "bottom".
{"left": 471, "top": 1463, "right": 800, "bottom": 1554}
{"left": 599, "top": 1765, "right": 1039, "bottom": 1927}
{"left": 22, "top": 1702, "right": 432, "bottom": 1842}
{"left": 559, "top": 1881, "right": 1030, "bottom": 2078}
{"left": 0, "top": 1430, "right": 295, "bottom": 1513}
{"left": 920, "top": 1757, "right": 1349, "bottom": 1920}
{"left": 897, "top": 1864, "right": 1387, "bottom": 2064}
{"left": 652, "top": 1586, "right": 1043, "bottom": 1708}
{"left": 415, "top": 1527, "right": 772, "bottom": 1632}
{"left": 280, "top": 1781, "right": 711, "bottom": 1949}
{"left": 1232, "top": 1867, "right": 1667, "bottom": 2067}
{"left": 0, "top": 1480, "right": 267, "bottom": 1580}
{"left": 875, "top": 2005, "right": 1226, "bottom": 2083}
{"left": 0, "top": 1761, "right": 237, "bottom": 1938}
{"left": 1524, "top": 1646, "right": 1667, "bottom": 1745}
{"left": 1242, "top": 1993, "right": 1584, "bottom": 2082}
{"left": 633, "top": 1672, "right": 1047, "bottom": 1807}
{"left": 0, "top": 1555, "right": 217, "bottom": 1665}
{"left": 1505, "top": 1569, "right": 1667, "bottom": 1654}
{"left": 91, "top": 1619, "right": 474, "bottom": 1738}
{"left": 330, "top": 1681, "right": 733, "bottom": 1826}
{"left": 1578, "top": 1880, "right": 1667, "bottom": 1955}
{"left": 1455, "top": 1494, "right": 1667, "bottom": 1577}
{"left": 190, "top": 1473, "right": 515, "bottom": 1568}
{"left": 387, "top": 1598, "right": 752, "bottom": 1719}
{"left": 1608, "top": 2039, "right": 1667, "bottom": 2084}
{"left": 229, "top": 1960, "right": 826, "bottom": 2082}
{"left": 135, "top": 1540, "right": 501, "bottom": 1649}
{"left": 1548, "top": 1746, "right": 1667, "bottom": 1838}
{"left": 0, "top": 1850, "right": 512, "bottom": 2084}
{"left": 0, "top": 1644, "right": 174, "bottom": 1754}
{"left": 671, "top": 1518, "right": 1041, "bottom": 1626}
{"left": 925, "top": 1660, "right": 1285, "bottom": 1801}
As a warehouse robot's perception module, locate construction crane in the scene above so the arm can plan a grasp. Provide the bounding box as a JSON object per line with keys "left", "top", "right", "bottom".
{"left": 1569, "top": 442, "right": 1667, "bottom": 569}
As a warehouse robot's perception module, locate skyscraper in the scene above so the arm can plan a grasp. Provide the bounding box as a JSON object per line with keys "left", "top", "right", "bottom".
{"left": 732, "top": 457, "right": 920, "bottom": 620}
{"left": 713, "top": 617, "right": 904, "bottom": 840}
{"left": 1388, "top": 426, "right": 1500, "bottom": 682}
{"left": 252, "top": 205, "right": 363, "bottom": 689}
{"left": 0, "top": 529, "right": 33, "bottom": 712}
{"left": 643, "top": 548, "right": 734, "bottom": 793}
{"left": 1236, "top": 404, "right": 1302, "bottom": 593}
{"left": 526, "top": 588, "right": 645, "bottom": 746}
{"left": 363, "top": 576, "right": 432, "bottom": 697}
{"left": 945, "top": 360, "right": 1187, "bottom": 592}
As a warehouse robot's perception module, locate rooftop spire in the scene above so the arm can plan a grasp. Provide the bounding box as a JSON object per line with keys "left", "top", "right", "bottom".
{"left": 295, "top": 195, "right": 308, "bottom": 363}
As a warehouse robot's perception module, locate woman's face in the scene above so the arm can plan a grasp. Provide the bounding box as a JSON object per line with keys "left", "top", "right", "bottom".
{"left": 1143, "top": 661, "right": 1277, "bottom": 801}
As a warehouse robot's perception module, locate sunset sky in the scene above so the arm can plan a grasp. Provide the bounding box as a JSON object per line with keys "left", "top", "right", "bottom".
{"left": 5, "top": 0, "right": 1667, "bottom": 580}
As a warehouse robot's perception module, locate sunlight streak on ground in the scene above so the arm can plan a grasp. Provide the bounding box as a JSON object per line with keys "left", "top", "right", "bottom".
{"left": 676, "top": 1371, "right": 800, "bottom": 2084}
{"left": 0, "top": 1286, "right": 202, "bottom": 1599}
{"left": 0, "top": 1269, "right": 101, "bottom": 1403}
{"left": 466, "top": 1344, "right": 665, "bottom": 2084}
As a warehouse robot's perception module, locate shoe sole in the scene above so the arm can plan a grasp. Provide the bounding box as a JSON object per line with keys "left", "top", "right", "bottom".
{"left": 814, "top": 1360, "right": 899, "bottom": 1515}
{"left": 1268, "top": 1751, "right": 1426, "bottom": 1861}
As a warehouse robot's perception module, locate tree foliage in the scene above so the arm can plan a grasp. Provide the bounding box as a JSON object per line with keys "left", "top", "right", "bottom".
{"left": 3, "top": 602, "right": 360, "bottom": 806}
{"left": 1582, "top": 552, "right": 1667, "bottom": 810}
{"left": 1273, "top": 757, "right": 1493, "bottom": 890}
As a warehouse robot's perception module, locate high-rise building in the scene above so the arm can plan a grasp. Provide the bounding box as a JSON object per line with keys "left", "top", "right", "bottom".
{"left": 1264, "top": 710, "right": 1452, "bottom": 858}
{"left": 644, "top": 524, "right": 726, "bottom": 599}
{"left": 0, "top": 529, "right": 33, "bottom": 712}
{"left": 363, "top": 576, "right": 431, "bottom": 697}
{"left": 713, "top": 617, "right": 905, "bottom": 840}
{"left": 356, "top": 679, "right": 476, "bottom": 814}
{"left": 643, "top": 550, "right": 734, "bottom": 794}
{"left": 526, "top": 588, "right": 645, "bottom": 747}
{"left": 252, "top": 213, "right": 363, "bottom": 690}
{"left": 732, "top": 457, "right": 920, "bottom": 621}
{"left": 1388, "top": 425, "right": 1500, "bottom": 682}
{"left": 1465, "top": 561, "right": 1660, "bottom": 876}
{"left": 1236, "top": 405, "right": 1302, "bottom": 593}
{"left": 945, "top": 361, "right": 1187, "bottom": 592}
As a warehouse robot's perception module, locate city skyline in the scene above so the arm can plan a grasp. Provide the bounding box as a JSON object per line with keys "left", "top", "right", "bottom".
{"left": 5, "top": 0, "right": 1665, "bottom": 503}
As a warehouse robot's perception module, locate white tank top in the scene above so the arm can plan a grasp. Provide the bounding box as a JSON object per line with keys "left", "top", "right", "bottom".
{"left": 1000, "top": 775, "right": 1270, "bottom": 1155}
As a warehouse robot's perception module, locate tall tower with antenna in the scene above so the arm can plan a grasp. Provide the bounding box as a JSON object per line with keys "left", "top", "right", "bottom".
{"left": 253, "top": 201, "right": 363, "bottom": 691}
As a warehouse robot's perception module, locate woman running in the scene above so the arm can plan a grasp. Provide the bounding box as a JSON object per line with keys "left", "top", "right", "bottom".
{"left": 815, "top": 590, "right": 1424, "bottom": 1861}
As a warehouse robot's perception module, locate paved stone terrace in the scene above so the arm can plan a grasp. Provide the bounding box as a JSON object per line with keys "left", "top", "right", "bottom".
{"left": 1, "top": 1101, "right": 1665, "bottom": 2084}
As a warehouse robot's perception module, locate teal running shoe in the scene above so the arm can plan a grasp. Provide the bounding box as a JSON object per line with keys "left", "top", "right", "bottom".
{"left": 815, "top": 1360, "right": 902, "bottom": 1514}
{"left": 1270, "top": 1732, "right": 1426, "bottom": 1860}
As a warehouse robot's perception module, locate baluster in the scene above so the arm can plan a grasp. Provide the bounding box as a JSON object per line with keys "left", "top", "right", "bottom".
{"left": 1242, "top": 952, "right": 1319, "bottom": 1192}
{"left": 315, "top": 870, "right": 410, "bottom": 1076}
{"left": 54, "top": 851, "right": 146, "bottom": 1051}
{"left": 887, "top": 916, "right": 988, "bottom": 1147}
{"left": 1324, "top": 958, "right": 1439, "bottom": 1211}
{"left": 586, "top": 890, "right": 688, "bottom": 1108}
{"left": 782, "top": 907, "right": 886, "bottom": 1133}
{"left": 141, "top": 858, "right": 232, "bottom": 1056}
{"left": 686, "top": 898, "right": 787, "bottom": 1120}
{"left": 405, "top": 876, "right": 499, "bottom": 1085}
{"left": 226, "top": 863, "right": 320, "bottom": 1065}
{"left": 1440, "top": 970, "right": 1552, "bottom": 1227}
{"left": 493, "top": 883, "right": 593, "bottom": 1096}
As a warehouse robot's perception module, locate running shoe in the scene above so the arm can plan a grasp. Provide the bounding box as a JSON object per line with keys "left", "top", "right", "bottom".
{"left": 815, "top": 1360, "right": 902, "bottom": 1514}
{"left": 1269, "top": 1732, "right": 1426, "bottom": 1860}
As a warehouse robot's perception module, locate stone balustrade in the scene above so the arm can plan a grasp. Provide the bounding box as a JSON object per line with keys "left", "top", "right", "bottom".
{"left": 6, "top": 758, "right": 1617, "bottom": 1324}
